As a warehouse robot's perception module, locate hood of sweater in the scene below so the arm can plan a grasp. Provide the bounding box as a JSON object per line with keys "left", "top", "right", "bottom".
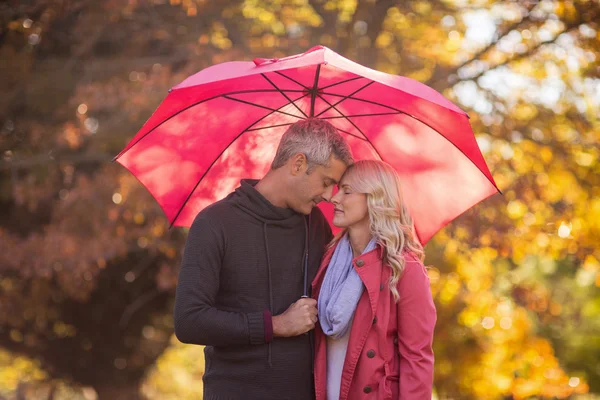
{"left": 228, "top": 179, "right": 306, "bottom": 228}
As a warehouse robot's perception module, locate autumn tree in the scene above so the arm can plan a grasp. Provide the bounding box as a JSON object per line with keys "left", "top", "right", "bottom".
{"left": 1, "top": 0, "right": 598, "bottom": 398}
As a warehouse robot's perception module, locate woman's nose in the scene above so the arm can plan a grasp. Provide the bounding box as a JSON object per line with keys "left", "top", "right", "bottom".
{"left": 330, "top": 192, "right": 340, "bottom": 204}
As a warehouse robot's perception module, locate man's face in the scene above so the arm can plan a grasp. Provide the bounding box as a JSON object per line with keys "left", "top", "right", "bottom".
{"left": 288, "top": 156, "right": 348, "bottom": 215}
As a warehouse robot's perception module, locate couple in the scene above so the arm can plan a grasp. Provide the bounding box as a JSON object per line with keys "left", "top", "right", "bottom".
{"left": 174, "top": 118, "right": 436, "bottom": 400}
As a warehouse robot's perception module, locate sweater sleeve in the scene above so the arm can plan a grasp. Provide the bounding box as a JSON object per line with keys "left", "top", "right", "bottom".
{"left": 174, "top": 213, "right": 267, "bottom": 346}
{"left": 397, "top": 256, "right": 437, "bottom": 399}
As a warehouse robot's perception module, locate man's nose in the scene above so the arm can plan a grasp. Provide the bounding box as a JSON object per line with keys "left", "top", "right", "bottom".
{"left": 322, "top": 187, "right": 334, "bottom": 202}
{"left": 324, "top": 186, "right": 337, "bottom": 203}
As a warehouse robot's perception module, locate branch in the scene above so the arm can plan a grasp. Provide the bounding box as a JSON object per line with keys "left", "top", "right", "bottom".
{"left": 337, "top": 0, "right": 396, "bottom": 64}
{"left": 428, "top": 0, "right": 541, "bottom": 88}
{"left": 454, "top": 20, "right": 584, "bottom": 85}
{"left": 429, "top": 0, "right": 600, "bottom": 90}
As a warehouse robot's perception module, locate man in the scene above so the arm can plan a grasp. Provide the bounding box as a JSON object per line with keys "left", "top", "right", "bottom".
{"left": 174, "top": 118, "right": 353, "bottom": 400}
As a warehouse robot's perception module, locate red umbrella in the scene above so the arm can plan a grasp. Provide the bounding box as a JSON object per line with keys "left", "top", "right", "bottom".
{"left": 116, "top": 45, "right": 499, "bottom": 244}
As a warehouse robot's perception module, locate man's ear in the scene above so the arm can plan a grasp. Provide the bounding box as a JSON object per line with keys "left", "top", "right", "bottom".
{"left": 290, "top": 153, "right": 308, "bottom": 176}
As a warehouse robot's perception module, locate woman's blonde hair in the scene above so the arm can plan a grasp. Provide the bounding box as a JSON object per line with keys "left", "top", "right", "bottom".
{"left": 331, "top": 160, "right": 424, "bottom": 302}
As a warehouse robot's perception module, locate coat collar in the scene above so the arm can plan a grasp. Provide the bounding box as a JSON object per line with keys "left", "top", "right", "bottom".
{"left": 312, "top": 240, "right": 385, "bottom": 316}
{"left": 353, "top": 247, "right": 384, "bottom": 316}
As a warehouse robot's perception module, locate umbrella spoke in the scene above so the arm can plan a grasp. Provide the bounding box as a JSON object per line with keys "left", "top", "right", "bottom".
{"left": 315, "top": 81, "right": 374, "bottom": 118}
{"left": 318, "top": 76, "right": 364, "bottom": 91}
{"left": 334, "top": 127, "right": 385, "bottom": 162}
{"left": 246, "top": 122, "right": 295, "bottom": 132}
{"left": 333, "top": 127, "right": 368, "bottom": 142}
{"left": 261, "top": 74, "right": 308, "bottom": 118}
{"left": 320, "top": 112, "right": 400, "bottom": 118}
{"left": 246, "top": 92, "right": 311, "bottom": 131}
{"left": 223, "top": 95, "right": 305, "bottom": 120}
{"left": 319, "top": 91, "right": 401, "bottom": 113}
{"left": 274, "top": 71, "right": 311, "bottom": 90}
{"left": 316, "top": 93, "right": 369, "bottom": 140}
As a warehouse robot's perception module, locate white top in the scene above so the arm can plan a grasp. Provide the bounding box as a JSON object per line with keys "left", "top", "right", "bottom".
{"left": 326, "top": 330, "right": 351, "bottom": 400}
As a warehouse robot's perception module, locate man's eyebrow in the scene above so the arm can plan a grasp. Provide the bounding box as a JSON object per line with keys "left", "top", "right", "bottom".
{"left": 325, "top": 176, "right": 338, "bottom": 185}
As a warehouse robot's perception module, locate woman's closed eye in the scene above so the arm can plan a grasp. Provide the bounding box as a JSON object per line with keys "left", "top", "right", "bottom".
{"left": 339, "top": 184, "right": 352, "bottom": 194}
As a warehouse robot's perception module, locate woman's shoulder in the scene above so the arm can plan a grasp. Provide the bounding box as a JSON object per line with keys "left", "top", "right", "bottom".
{"left": 399, "top": 250, "right": 429, "bottom": 281}
{"left": 401, "top": 250, "right": 423, "bottom": 264}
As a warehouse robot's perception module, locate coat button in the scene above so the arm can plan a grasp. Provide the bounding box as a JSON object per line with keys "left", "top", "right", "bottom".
{"left": 372, "top": 317, "right": 377, "bottom": 324}
{"left": 363, "top": 385, "right": 372, "bottom": 393}
{"left": 366, "top": 350, "right": 376, "bottom": 358}
{"left": 393, "top": 337, "right": 398, "bottom": 345}
{"left": 380, "top": 283, "right": 384, "bottom": 291}
{"left": 356, "top": 259, "right": 365, "bottom": 267}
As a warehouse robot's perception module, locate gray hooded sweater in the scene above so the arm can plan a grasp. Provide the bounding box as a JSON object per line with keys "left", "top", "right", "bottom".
{"left": 174, "top": 179, "right": 332, "bottom": 400}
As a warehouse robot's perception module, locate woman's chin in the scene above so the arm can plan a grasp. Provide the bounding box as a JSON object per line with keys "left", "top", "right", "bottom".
{"left": 332, "top": 218, "right": 347, "bottom": 229}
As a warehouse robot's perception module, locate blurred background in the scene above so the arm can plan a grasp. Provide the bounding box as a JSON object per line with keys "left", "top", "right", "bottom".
{"left": 0, "top": 0, "right": 599, "bottom": 399}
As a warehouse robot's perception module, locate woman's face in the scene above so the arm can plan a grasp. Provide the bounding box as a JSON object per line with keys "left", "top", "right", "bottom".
{"left": 330, "top": 178, "right": 369, "bottom": 229}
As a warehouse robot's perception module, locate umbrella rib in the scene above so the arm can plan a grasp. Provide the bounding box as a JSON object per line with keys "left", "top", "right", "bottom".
{"left": 274, "top": 71, "right": 310, "bottom": 90}
{"left": 334, "top": 127, "right": 377, "bottom": 148}
{"left": 246, "top": 122, "right": 295, "bottom": 132}
{"left": 319, "top": 95, "right": 385, "bottom": 161}
{"left": 318, "top": 92, "right": 421, "bottom": 120}
{"left": 169, "top": 96, "right": 309, "bottom": 227}
{"left": 318, "top": 76, "right": 364, "bottom": 91}
{"left": 315, "top": 81, "right": 374, "bottom": 118}
{"left": 245, "top": 92, "right": 311, "bottom": 130}
{"left": 315, "top": 92, "right": 370, "bottom": 140}
{"left": 222, "top": 95, "right": 305, "bottom": 120}
{"left": 322, "top": 93, "right": 501, "bottom": 193}
{"left": 320, "top": 112, "right": 400, "bottom": 118}
{"left": 114, "top": 89, "right": 306, "bottom": 160}
{"left": 310, "top": 65, "right": 321, "bottom": 117}
{"left": 319, "top": 91, "right": 399, "bottom": 112}
{"left": 261, "top": 73, "right": 308, "bottom": 118}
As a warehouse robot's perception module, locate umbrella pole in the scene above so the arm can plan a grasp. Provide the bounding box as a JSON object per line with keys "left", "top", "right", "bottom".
{"left": 309, "top": 65, "right": 321, "bottom": 117}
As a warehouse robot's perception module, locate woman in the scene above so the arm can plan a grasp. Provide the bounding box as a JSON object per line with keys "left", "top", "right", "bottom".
{"left": 312, "top": 160, "right": 436, "bottom": 400}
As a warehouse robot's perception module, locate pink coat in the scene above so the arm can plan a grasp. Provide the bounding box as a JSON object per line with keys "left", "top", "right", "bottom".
{"left": 312, "top": 243, "right": 436, "bottom": 400}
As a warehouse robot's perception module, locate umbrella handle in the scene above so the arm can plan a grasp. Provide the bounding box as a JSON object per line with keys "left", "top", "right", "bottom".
{"left": 253, "top": 45, "right": 325, "bottom": 66}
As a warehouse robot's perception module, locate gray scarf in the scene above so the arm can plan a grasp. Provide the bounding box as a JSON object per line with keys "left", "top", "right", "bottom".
{"left": 318, "top": 234, "right": 377, "bottom": 339}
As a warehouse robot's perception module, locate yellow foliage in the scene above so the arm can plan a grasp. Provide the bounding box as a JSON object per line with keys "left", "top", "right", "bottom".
{"left": 0, "top": 350, "right": 47, "bottom": 394}
{"left": 142, "top": 336, "right": 206, "bottom": 399}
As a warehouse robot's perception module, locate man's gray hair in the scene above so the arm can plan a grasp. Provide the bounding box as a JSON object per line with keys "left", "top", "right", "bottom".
{"left": 271, "top": 118, "right": 354, "bottom": 171}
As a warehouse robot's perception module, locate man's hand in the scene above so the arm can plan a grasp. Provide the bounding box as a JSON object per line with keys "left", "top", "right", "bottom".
{"left": 272, "top": 298, "right": 318, "bottom": 337}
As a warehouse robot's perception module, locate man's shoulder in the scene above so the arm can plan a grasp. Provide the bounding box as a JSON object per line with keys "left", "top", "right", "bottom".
{"left": 191, "top": 197, "right": 237, "bottom": 228}
{"left": 203, "top": 197, "right": 237, "bottom": 215}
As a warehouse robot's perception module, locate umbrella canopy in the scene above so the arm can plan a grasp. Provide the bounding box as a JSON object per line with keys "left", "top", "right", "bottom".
{"left": 116, "top": 45, "right": 500, "bottom": 244}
